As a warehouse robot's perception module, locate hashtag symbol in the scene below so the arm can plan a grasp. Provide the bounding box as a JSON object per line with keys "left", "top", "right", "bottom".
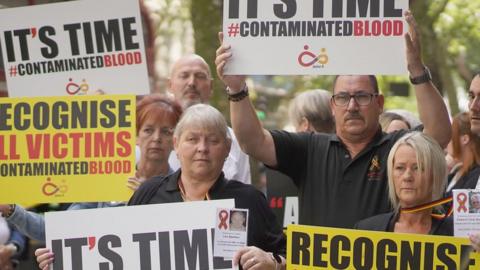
{"left": 9, "top": 65, "right": 17, "bottom": 77}
{"left": 227, "top": 23, "right": 240, "bottom": 37}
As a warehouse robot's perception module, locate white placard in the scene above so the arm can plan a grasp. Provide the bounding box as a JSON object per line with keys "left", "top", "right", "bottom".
{"left": 223, "top": 0, "right": 409, "bottom": 75}
{"left": 453, "top": 189, "right": 480, "bottom": 237}
{"left": 214, "top": 208, "right": 248, "bottom": 258}
{"left": 0, "top": 0, "right": 150, "bottom": 97}
{"left": 45, "top": 199, "right": 235, "bottom": 270}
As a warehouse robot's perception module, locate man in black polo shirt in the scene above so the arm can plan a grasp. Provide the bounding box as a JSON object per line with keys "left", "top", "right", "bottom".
{"left": 214, "top": 11, "right": 452, "bottom": 228}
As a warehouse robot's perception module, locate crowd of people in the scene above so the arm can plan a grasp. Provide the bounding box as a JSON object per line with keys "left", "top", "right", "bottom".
{"left": 1, "top": 9, "right": 480, "bottom": 270}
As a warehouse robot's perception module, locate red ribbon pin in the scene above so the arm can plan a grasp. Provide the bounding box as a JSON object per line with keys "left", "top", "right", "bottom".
{"left": 218, "top": 210, "right": 229, "bottom": 230}
{"left": 457, "top": 193, "right": 468, "bottom": 213}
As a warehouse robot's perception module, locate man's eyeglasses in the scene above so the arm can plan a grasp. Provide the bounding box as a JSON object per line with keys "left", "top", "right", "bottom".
{"left": 332, "top": 92, "right": 378, "bottom": 106}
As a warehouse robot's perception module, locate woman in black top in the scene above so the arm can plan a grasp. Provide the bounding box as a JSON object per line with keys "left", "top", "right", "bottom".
{"left": 356, "top": 132, "right": 480, "bottom": 253}
{"left": 129, "top": 104, "right": 286, "bottom": 270}
{"left": 356, "top": 132, "right": 452, "bottom": 235}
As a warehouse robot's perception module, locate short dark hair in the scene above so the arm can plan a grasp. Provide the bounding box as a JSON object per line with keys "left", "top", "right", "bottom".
{"left": 332, "top": 75, "right": 379, "bottom": 94}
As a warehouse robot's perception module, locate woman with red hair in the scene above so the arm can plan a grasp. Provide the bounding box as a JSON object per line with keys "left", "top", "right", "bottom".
{"left": 127, "top": 94, "right": 182, "bottom": 190}
{"left": 445, "top": 112, "right": 480, "bottom": 195}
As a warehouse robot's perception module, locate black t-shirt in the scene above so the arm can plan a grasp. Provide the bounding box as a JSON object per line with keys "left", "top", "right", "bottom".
{"left": 128, "top": 170, "right": 286, "bottom": 255}
{"left": 270, "top": 129, "right": 408, "bottom": 228}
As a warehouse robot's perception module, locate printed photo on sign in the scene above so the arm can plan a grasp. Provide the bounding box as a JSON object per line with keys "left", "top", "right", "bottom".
{"left": 223, "top": 0, "right": 409, "bottom": 75}
{"left": 214, "top": 208, "right": 248, "bottom": 258}
{"left": 469, "top": 192, "right": 480, "bottom": 214}
{"left": 0, "top": 0, "right": 149, "bottom": 96}
{"left": 453, "top": 189, "right": 480, "bottom": 237}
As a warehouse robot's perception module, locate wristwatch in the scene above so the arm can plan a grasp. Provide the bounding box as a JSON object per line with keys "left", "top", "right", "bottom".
{"left": 409, "top": 66, "right": 432, "bottom": 85}
{"left": 226, "top": 84, "right": 249, "bottom": 102}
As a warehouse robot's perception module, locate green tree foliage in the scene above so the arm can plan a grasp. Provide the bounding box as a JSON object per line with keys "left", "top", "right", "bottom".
{"left": 189, "top": 0, "right": 227, "bottom": 113}
{"left": 411, "top": 0, "right": 480, "bottom": 115}
{"left": 437, "top": 0, "right": 480, "bottom": 87}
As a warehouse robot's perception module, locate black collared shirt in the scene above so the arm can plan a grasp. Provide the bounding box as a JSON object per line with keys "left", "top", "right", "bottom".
{"left": 270, "top": 129, "right": 408, "bottom": 228}
{"left": 128, "top": 170, "right": 286, "bottom": 255}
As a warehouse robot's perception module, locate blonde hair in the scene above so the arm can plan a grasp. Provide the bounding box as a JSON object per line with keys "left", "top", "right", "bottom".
{"left": 387, "top": 132, "right": 447, "bottom": 211}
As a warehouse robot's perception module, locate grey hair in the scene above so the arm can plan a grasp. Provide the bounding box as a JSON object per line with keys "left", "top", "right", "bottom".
{"left": 174, "top": 104, "right": 231, "bottom": 141}
{"left": 288, "top": 89, "right": 335, "bottom": 133}
{"left": 379, "top": 112, "right": 411, "bottom": 132}
{"left": 387, "top": 132, "right": 447, "bottom": 212}
{"left": 471, "top": 193, "right": 480, "bottom": 200}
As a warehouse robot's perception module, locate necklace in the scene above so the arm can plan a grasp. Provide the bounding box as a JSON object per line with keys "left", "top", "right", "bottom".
{"left": 178, "top": 177, "right": 210, "bottom": 202}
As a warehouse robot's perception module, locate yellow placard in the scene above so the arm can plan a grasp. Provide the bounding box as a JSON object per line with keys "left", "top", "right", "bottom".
{"left": 287, "top": 224, "right": 480, "bottom": 270}
{"left": 0, "top": 94, "right": 136, "bottom": 205}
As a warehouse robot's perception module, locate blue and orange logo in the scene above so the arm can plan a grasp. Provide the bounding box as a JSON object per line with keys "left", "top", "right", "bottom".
{"left": 298, "top": 45, "right": 329, "bottom": 68}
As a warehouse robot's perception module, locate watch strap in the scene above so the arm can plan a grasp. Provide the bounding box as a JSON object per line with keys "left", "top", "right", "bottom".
{"left": 409, "top": 66, "right": 432, "bottom": 85}
{"left": 226, "top": 84, "right": 249, "bottom": 102}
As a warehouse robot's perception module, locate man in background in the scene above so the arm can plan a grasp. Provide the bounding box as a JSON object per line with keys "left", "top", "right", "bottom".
{"left": 167, "top": 54, "right": 251, "bottom": 184}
